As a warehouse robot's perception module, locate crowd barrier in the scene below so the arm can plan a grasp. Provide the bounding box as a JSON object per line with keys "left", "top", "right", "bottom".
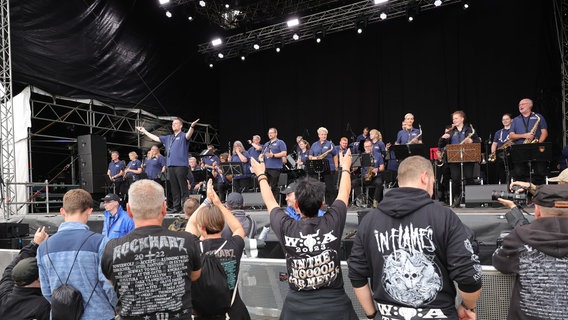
{"left": 0, "top": 251, "right": 514, "bottom": 319}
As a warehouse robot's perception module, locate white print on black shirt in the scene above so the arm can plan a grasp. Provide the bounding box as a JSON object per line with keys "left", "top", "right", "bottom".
{"left": 375, "top": 225, "right": 442, "bottom": 308}
{"left": 288, "top": 249, "right": 340, "bottom": 290}
{"left": 113, "top": 235, "right": 188, "bottom": 262}
{"left": 376, "top": 302, "right": 448, "bottom": 320}
{"left": 518, "top": 245, "right": 568, "bottom": 320}
{"left": 284, "top": 229, "right": 337, "bottom": 253}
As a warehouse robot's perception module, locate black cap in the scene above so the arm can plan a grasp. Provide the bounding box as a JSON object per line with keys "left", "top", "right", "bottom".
{"left": 226, "top": 192, "right": 244, "bottom": 208}
{"left": 101, "top": 193, "right": 121, "bottom": 202}
{"left": 12, "top": 257, "right": 39, "bottom": 286}
{"left": 532, "top": 184, "right": 568, "bottom": 208}
{"left": 280, "top": 182, "right": 297, "bottom": 195}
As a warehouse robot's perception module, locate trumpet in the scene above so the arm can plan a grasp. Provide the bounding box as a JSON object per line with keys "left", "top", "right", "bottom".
{"left": 488, "top": 141, "right": 512, "bottom": 162}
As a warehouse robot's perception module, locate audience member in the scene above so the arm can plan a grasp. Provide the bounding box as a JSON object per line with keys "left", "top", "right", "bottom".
{"left": 281, "top": 182, "right": 325, "bottom": 220}
{"left": 37, "top": 189, "right": 117, "bottom": 320}
{"left": 493, "top": 184, "right": 568, "bottom": 320}
{"left": 185, "top": 180, "right": 251, "bottom": 320}
{"left": 101, "top": 193, "right": 134, "bottom": 239}
{"left": 348, "top": 156, "right": 482, "bottom": 320}
{"left": 168, "top": 197, "right": 201, "bottom": 232}
{"left": 102, "top": 179, "right": 201, "bottom": 319}
{"left": 251, "top": 151, "right": 358, "bottom": 320}
{"left": 0, "top": 226, "right": 50, "bottom": 319}
{"left": 221, "top": 192, "right": 256, "bottom": 239}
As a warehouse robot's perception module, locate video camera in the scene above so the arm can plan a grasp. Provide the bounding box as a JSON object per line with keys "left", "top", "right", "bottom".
{"left": 491, "top": 185, "right": 528, "bottom": 204}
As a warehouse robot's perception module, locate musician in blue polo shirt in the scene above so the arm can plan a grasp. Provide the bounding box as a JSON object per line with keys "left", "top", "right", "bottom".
{"left": 259, "top": 127, "right": 287, "bottom": 199}
{"left": 509, "top": 98, "right": 549, "bottom": 184}
{"left": 107, "top": 150, "right": 125, "bottom": 195}
{"left": 309, "top": 127, "right": 338, "bottom": 205}
{"left": 136, "top": 117, "right": 199, "bottom": 213}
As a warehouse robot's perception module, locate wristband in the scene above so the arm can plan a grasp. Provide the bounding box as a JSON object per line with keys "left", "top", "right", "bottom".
{"left": 366, "top": 310, "right": 377, "bottom": 319}
{"left": 258, "top": 177, "right": 268, "bottom": 183}
{"left": 460, "top": 301, "right": 475, "bottom": 312}
{"left": 342, "top": 169, "right": 350, "bottom": 174}
{"left": 257, "top": 173, "right": 267, "bottom": 180}
{"left": 203, "top": 199, "right": 211, "bottom": 206}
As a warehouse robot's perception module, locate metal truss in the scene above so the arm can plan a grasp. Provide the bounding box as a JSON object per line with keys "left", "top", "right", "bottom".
{"left": 197, "top": 0, "right": 462, "bottom": 60}
{"left": 30, "top": 91, "right": 220, "bottom": 151}
{"left": 555, "top": 0, "right": 568, "bottom": 147}
{"left": 0, "top": 0, "right": 15, "bottom": 219}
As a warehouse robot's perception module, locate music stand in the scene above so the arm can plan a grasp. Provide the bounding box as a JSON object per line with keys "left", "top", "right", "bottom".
{"left": 220, "top": 162, "right": 243, "bottom": 192}
{"left": 446, "top": 144, "right": 481, "bottom": 207}
{"left": 509, "top": 143, "right": 552, "bottom": 184}
{"left": 307, "top": 159, "right": 330, "bottom": 182}
{"left": 392, "top": 144, "right": 428, "bottom": 162}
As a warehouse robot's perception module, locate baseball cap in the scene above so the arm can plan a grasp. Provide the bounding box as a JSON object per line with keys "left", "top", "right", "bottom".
{"left": 280, "top": 182, "right": 297, "bottom": 195}
{"left": 226, "top": 192, "right": 244, "bottom": 208}
{"left": 12, "top": 257, "right": 39, "bottom": 286}
{"left": 101, "top": 193, "right": 121, "bottom": 202}
{"left": 548, "top": 168, "right": 568, "bottom": 183}
{"left": 532, "top": 184, "right": 568, "bottom": 208}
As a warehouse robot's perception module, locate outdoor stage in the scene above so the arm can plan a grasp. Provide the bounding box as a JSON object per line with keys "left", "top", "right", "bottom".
{"left": 1, "top": 204, "right": 532, "bottom": 265}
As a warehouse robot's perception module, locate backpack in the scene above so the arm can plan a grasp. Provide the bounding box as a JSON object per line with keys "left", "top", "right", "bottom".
{"left": 191, "top": 240, "right": 237, "bottom": 318}
{"left": 45, "top": 232, "right": 98, "bottom": 320}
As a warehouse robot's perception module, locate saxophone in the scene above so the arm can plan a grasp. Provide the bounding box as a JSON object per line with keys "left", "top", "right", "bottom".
{"left": 437, "top": 125, "right": 474, "bottom": 166}
{"left": 460, "top": 125, "right": 475, "bottom": 145}
{"left": 523, "top": 113, "right": 541, "bottom": 144}
{"left": 364, "top": 154, "right": 375, "bottom": 182}
{"left": 316, "top": 148, "right": 333, "bottom": 160}
{"left": 408, "top": 125, "right": 422, "bottom": 144}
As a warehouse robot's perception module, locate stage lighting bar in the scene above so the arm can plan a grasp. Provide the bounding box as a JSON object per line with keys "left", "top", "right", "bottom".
{"left": 197, "top": 0, "right": 463, "bottom": 61}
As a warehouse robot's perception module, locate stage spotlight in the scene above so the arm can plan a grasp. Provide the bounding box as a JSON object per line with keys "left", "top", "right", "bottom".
{"left": 287, "top": 18, "right": 300, "bottom": 28}
{"left": 159, "top": 0, "right": 170, "bottom": 5}
{"left": 211, "top": 38, "right": 223, "bottom": 46}
{"left": 209, "top": 63, "right": 214, "bottom": 68}
{"left": 462, "top": 0, "right": 469, "bottom": 9}
{"left": 225, "top": 3, "right": 230, "bottom": 9}
{"left": 373, "top": 0, "right": 388, "bottom": 4}
{"left": 217, "top": 53, "right": 224, "bottom": 59}
{"left": 292, "top": 33, "right": 299, "bottom": 41}
{"left": 315, "top": 30, "right": 325, "bottom": 43}
{"left": 434, "top": 0, "right": 442, "bottom": 6}
{"left": 188, "top": 16, "right": 193, "bottom": 21}
{"left": 238, "top": 48, "right": 247, "bottom": 61}
{"left": 253, "top": 43, "right": 260, "bottom": 50}
{"left": 355, "top": 18, "right": 367, "bottom": 34}
{"left": 274, "top": 39, "right": 283, "bottom": 53}
{"left": 380, "top": 12, "right": 387, "bottom": 20}
{"left": 406, "top": 0, "right": 419, "bottom": 22}
{"left": 165, "top": 10, "right": 172, "bottom": 18}
{"left": 199, "top": 1, "right": 206, "bottom": 7}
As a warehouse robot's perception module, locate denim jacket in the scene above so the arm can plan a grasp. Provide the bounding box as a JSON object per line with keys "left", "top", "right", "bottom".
{"left": 102, "top": 205, "right": 134, "bottom": 239}
{"left": 37, "top": 222, "right": 117, "bottom": 320}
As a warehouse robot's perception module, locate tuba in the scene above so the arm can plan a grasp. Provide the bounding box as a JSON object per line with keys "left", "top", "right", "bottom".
{"left": 523, "top": 113, "right": 541, "bottom": 144}
{"left": 364, "top": 154, "right": 375, "bottom": 182}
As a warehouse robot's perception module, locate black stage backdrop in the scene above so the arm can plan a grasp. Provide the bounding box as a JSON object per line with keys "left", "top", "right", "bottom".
{"left": 215, "top": 0, "right": 561, "bottom": 153}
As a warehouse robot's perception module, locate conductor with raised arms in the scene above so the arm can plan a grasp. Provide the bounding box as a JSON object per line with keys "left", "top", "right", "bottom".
{"left": 137, "top": 118, "right": 199, "bottom": 213}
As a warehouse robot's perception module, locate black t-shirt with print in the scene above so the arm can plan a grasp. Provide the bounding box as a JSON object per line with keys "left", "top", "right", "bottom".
{"left": 101, "top": 225, "right": 201, "bottom": 319}
{"left": 270, "top": 200, "right": 347, "bottom": 291}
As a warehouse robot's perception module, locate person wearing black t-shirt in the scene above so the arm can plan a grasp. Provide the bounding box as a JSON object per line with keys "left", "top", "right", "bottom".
{"left": 251, "top": 150, "right": 357, "bottom": 320}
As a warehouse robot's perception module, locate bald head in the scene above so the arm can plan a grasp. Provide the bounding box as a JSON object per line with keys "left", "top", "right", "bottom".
{"left": 398, "top": 156, "right": 434, "bottom": 195}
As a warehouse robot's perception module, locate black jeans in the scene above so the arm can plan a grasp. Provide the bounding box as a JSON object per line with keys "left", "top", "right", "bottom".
{"left": 168, "top": 166, "right": 189, "bottom": 211}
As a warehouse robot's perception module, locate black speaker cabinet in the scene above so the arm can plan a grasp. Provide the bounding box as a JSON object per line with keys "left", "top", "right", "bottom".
{"left": 77, "top": 135, "right": 107, "bottom": 193}
{"left": 465, "top": 184, "right": 508, "bottom": 208}
{"left": 242, "top": 192, "right": 265, "bottom": 209}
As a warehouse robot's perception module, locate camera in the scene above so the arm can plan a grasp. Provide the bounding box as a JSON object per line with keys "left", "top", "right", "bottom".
{"left": 491, "top": 185, "right": 527, "bottom": 202}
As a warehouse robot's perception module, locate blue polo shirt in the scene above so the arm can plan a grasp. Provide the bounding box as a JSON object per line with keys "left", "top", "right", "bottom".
{"left": 248, "top": 146, "right": 261, "bottom": 162}
{"left": 510, "top": 113, "right": 547, "bottom": 144}
{"left": 372, "top": 141, "right": 386, "bottom": 154}
{"left": 396, "top": 128, "right": 421, "bottom": 144}
{"left": 310, "top": 140, "right": 338, "bottom": 171}
{"left": 124, "top": 159, "right": 142, "bottom": 181}
{"left": 144, "top": 155, "right": 166, "bottom": 179}
{"left": 159, "top": 132, "right": 190, "bottom": 167}
{"left": 231, "top": 151, "right": 251, "bottom": 179}
{"left": 263, "top": 139, "right": 287, "bottom": 169}
{"left": 493, "top": 128, "right": 511, "bottom": 148}
{"left": 108, "top": 160, "right": 125, "bottom": 182}
{"left": 362, "top": 151, "right": 384, "bottom": 177}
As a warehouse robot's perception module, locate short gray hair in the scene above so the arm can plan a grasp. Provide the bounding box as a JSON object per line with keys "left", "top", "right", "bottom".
{"left": 128, "top": 179, "right": 165, "bottom": 219}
